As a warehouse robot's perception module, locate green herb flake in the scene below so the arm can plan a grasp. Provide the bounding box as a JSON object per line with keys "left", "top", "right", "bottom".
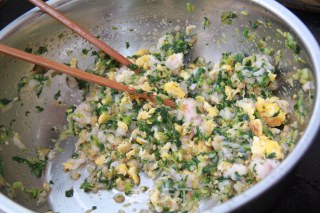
{"left": 125, "top": 42, "right": 130, "bottom": 49}
{"left": 154, "top": 95, "right": 163, "bottom": 105}
{"left": 12, "top": 181, "right": 24, "bottom": 189}
{"left": 135, "top": 89, "right": 144, "bottom": 94}
{"left": 285, "top": 32, "right": 301, "bottom": 54}
{"left": 54, "top": 90, "right": 61, "bottom": 100}
{"left": 25, "top": 188, "right": 39, "bottom": 199}
{"left": 80, "top": 179, "right": 94, "bottom": 192}
{"left": 65, "top": 188, "right": 74, "bottom": 197}
{"left": 112, "top": 26, "right": 119, "bottom": 30}
{"left": 35, "top": 106, "right": 44, "bottom": 112}
{"left": 242, "top": 27, "right": 255, "bottom": 41}
{"left": 17, "top": 76, "right": 28, "bottom": 94}
{"left": 82, "top": 48, "right": 90, "bottom": 55}
{"left": 235, "top": 171, "right": 242, "bottom": 180}
{"left": 0, "top": 98, "right": 11, "bottom": 109}
{"left": 221, "top": 11, "right": 238, "bottom": 25}
{"left": 277, "top": 29, "right": 301, "bottom": 54}
{"left": 240, "top": 11, "right": 249, "bottom": 16}
{"left": 35, "top": 46, "right": 48, "bottom": 55}
{"left": 128, "top": 64, "right": 138, "bottom": 71}
{"left": 25, "top": 48, "right": 33, "bottom": 53}
{"left": 203, "top": 17, "right": 211, "bottom": 30}
{"left": 186, "top": 2, "right": 195, "bottom": 12}
{"left": 266, "top": 152, "right": 276, "bottom": 159}
{"left": 12, "top": 156, "right": 46, "bottom": 178}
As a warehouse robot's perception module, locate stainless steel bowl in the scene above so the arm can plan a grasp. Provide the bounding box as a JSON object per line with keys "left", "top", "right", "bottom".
{"left": 0, "top": 0, "right": 319, "bottom": 212}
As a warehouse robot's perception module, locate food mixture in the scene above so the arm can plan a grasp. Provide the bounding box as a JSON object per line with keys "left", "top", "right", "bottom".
{"left": 58, "top": 28, "right": 305, "bottom": 212}
{"left": 0, "top": 12, "right": 314, "bottom": 213}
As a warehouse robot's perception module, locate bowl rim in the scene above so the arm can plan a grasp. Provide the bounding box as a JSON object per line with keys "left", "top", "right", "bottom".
{"left": 0, "top": 0, "right": 319, "bottom": 212}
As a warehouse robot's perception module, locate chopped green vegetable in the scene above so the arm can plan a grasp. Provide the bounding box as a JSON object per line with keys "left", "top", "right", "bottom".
{"left": 25, "top": 188, "right": 39, "bottom": 199}
{"left": 82, "top": 48, "right": 90, "bottom": 55}
{"left": 186, "top": 2, "right": 195, "bottom": 12}
{"left": 0, "top": 98, "right": 11, "bottom": 109}
{"left": 35, "top": 46, "right": 48, "bottom": 55}
{"left": 240, "top": 11, "right": 249, "bottom": 16}
{"left": 125, "top": 42, "right": 130, "bottom": 49}
{"left": 266, "top": 152, "right": 276, "bottom": 159}
{"left": 277, "top": 29, "right": 301, "bottom": 54}
{"left": 221, "top": 11, "right": 238, "bottom": 25}
{"left": 35, "top": 106, "right": 44, "bottom": 112}
{"left": 65, "top": 188, "right": 74, "bottom": 197}
{"left": 17, "top": 76, "right": 28, "bottom": 94}
{"left": 54, "top": 90, "right": 61, "bottom": 100}
{"left": 25, "top": 48, "right": 33, "bottom": 53}
{"left": 128, "top": 64, "right": 138, "bottom": 71}
{"left": 203, "top": 17, "right": 210, "bottom": 29}
{"left": 80, "top": 179, "right": 94, "bottom": 192}
{"left": 12, "top": 156, "right": 46, "bottom": 178}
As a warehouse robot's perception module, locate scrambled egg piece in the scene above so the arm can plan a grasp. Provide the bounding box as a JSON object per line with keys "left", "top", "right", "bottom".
{"left": 98, "top": 112, "right": 109, "bottom": 124}
{"left": 164, "top": 82, "right": 186, "bottom": 98}
{"left": 135, "top": 48, "right": 149, "bottom": 56}
{"left": 94, "top": 155, "right": 105, "bottom": 166}
{"left": 203, "top": 101, "right": 218, "bottom": 117}
{"left": 70, "top": 57, "right": 78, "bottom": 68}
{"left": 128, "top": 166, "right": 140, "bottom": 184}
{"left": 180, "top": 70, "right": 191, "bottom": 80}
{"left": 140, "top": 82, "right": 153, "bottom": 92}
{"left": 251, "top": 135, "right": 283, "bottom": 159}
{"left": 137, "top": 108, "right": 156, "bottom": 120}
{"left": 116, "top": 164, "right": 128, "bottom": 176}
{"left": 117, "top": 142, "right": 132, "bottom": 154}
{"left": 256, "top": 97, "right": 286, "bottom": 127}
{"left": 136, "top": 55, "right": 151, "bottom": 70}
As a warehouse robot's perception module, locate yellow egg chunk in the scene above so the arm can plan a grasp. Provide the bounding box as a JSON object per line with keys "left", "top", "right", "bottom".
{"left": 116, "top": 164, "right": 128, "bottom": 176}
{"left": 94, "top": 155, "right": 105, "bottom": 166}
{"left": 63, "top": 161, "right": 74, "bottom": 171}
{"left": 174, "top": 123, "right": 183, "bottom": 134}
{"left": 136, "top": 55, "right": 150, "bottom": 70}
{"left": 251, "top": 135, "right": 283, "bottom": 159}
{"left": 256, "top": 97, "right": 286, "bottom": 127}
{"left": 98, "top": 112, "right": 109, "bottom": 124}
{"left": 128, "top": 166, "right": 140, "bottom": 185}
{"left": 164, "top": 82, "right": 186, "bottom": 98}
{"left": 69, "top": 57, "right": 78, "bottom": 68}
{"left": 134, "top": 48, "right": 149, "bottom": 56}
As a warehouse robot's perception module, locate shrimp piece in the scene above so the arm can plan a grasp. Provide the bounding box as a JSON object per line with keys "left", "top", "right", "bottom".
{"left": 165, "top": 53, "right": 183, "bottom": 74}
{"left": 249, "top": 157, "right": 280, "bottom": 181}
{"left": 176, "top": 98, "right": 202, "bottom": 125}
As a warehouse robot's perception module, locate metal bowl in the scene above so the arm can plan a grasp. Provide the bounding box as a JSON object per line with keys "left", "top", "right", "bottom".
{"left": 0, "top": 0, "right": 319, "bottom": 212}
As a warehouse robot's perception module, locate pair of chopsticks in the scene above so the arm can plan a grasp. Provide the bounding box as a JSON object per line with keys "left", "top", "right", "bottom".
{"left": 0, "top": 0, "right": 176, "bottom": 108}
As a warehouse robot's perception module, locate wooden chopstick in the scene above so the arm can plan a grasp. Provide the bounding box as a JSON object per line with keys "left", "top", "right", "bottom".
{"left": 0, "top": 44, "right": 176, "bottom": 108}
{"left": 28, "top": 0, "right": 139, "bottom": 73}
